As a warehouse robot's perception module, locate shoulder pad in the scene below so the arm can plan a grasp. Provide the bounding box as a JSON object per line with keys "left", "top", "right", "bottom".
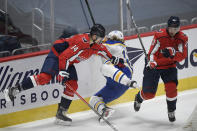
{"left": 155, "top": 29, "right": 167, "bottom": 38}
{"left": 179, "top": 31, "right": 188, "bottom": 41}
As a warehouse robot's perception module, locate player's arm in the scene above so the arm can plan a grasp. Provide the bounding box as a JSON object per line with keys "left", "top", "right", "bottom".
{"left": 97, "top": 44, "right": 112, "bottom": 59}
{"left": 158, "top": 35, "right": 188, "bottom": 64}
{"left": 172, "top": 36, "right": 188, "bottom": 62}
{"left": 58, "top": 46, "right": 76, "bottom": 70}
{"left": 97, "top": 44, "right": 125, "bottom": 66}
{"left": 148, "top": 35, "right": 175, "bottom": 68}
{"left": 52, "top": 37, "right": 79, "bottom": 71}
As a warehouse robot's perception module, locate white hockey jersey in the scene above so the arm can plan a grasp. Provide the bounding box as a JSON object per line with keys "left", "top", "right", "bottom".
{"left": 102, "top": 40, "right": 133, "bottom": 72}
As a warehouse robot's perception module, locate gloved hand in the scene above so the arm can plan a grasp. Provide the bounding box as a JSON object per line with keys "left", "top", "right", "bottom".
{"left": 162, "top": 47, "right": 176, "bottom": 58}
{"left": 111, "top": 56, "right": 124, "bottom": 65}
{"left": 58, "top": 70, "right": 69, "bottom": 85}
{"left": 146, "top": 61, "right": 157, "bottom": 69}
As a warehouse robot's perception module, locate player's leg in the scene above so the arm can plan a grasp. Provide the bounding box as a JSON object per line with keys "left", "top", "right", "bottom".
{"left": 89, "top": 95, "right": 115, "bottom": 122}
{"left": 89, "top": 77, "right": 130, "bottom": 122}
{"left": 90, "top": 65, "right": 132, "bottom": 121}
{"left": 161, "top": 68, "right": 178, "bottom": 122}
{"left": 134, "top": 68, "right": 160, "bottom": 111}
{"left": 101, "top": 63, "right": 138, "bottom": 88}
{"left": 55, "top": 65, "right": 78, "bottom": 126}
{"left": 89, "top": 87, "right": 115, "bottom": 122}
{"left": 4, "top": 56, "right": 57, "bottom": 102}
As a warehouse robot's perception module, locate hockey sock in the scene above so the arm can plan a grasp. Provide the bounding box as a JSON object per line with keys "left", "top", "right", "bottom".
{"left": 59, "top": 97, "right": 72, "bottom": 109}
{"left": 21, "top": 77, "right": 34, "bottom": 90}
{"left": 21, "top": 73, "right": 52, "bottom": 90}
{"left": 89, "top": 96, "right": 105, "bottom": 115}
{"left": 166, "top": 99, "right": 177, "bottom": 112}
{"left": 63, "top": 80, "right": 78, "bottom": 98}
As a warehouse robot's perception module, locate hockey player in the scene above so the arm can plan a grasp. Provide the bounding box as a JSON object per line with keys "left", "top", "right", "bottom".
{"left": 133, "top": 16, "right": 188, "bottom": 122}
{"left": 4, "top": 24, "right": 129, "bottom": 126}
{"left": 89, "top": 30, "right": 139, "bottom": 122}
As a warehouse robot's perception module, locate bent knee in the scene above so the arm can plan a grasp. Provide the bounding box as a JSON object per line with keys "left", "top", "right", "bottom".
{"left": 141, "top": 90, "right": 155, "bottom": 100}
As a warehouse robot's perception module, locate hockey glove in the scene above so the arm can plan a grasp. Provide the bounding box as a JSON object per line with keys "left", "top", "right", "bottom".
{"left": 111, "top": 56, "right": 124, "bottom": 65}
{"left": 58, "top": 70, "right": 69, "bottom": 85}
{"left": 146, "top": 61, "right": 157, "bottom": 69}
{"left": 162, "top": 47, "right": 176, "bottom": 58}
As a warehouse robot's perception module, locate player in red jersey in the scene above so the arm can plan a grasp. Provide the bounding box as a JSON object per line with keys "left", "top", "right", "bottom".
{"left": 133, "top": 16, "right": 188, "bottom": 122}
{"left": 4, "top": 24, "right": 126, "bottom": 125}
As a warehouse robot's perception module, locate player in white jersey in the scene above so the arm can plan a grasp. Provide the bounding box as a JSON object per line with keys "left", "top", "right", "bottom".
{"left": 89, "top": 30, "right": 139, "bottom": 122}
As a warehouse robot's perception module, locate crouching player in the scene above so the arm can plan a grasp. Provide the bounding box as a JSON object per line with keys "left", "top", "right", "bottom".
{"left": 89, "top": 30, "right": 139, "bottom": 122}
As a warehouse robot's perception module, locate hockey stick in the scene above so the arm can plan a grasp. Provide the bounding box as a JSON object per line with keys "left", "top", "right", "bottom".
{"left": 65, "top": 83, "right": 118, "bottom": 131}
{"left": 126, "top": 0, "right": 149, "bottom": 61}
{"left": 85, "top": 0, "right": 96, "bottom": 25}
{"left": 80, "top": 0, "right": 91, "bottom": 29}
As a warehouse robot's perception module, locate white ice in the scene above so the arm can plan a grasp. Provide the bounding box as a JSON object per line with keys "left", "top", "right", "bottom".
{"left": 1, "top": 88, "right": 197, "bottom": 131}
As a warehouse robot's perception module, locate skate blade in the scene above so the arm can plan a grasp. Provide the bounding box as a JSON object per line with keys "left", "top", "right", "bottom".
{"left": 4, "top": 89, "right": 11, "bottom": 102}
{"left": 99, "top": 109, "right": 115, "bottom": 123}
{"left": 54, "top": 118, "right": 72, "bottom": 126}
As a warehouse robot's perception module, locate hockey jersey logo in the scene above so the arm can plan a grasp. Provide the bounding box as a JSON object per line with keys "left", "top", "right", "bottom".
{"left": 82, "top": 37, "right": 88, "bottom": 43}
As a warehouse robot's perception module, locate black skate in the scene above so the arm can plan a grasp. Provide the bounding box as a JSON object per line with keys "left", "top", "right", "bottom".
{"left": 55, "top": 106, "right": 72, "bottom": 126}
{"left": 4, "top": 84, "right": 21, "bottom": 102}
{"left": 168, "top": 111, "right": 176, "bottom": 122}
{"left": 134, "top": 95, "right": 141, "bottom": 112}
{"left": 99, "top": 106, "right": 115, "bottom": 123}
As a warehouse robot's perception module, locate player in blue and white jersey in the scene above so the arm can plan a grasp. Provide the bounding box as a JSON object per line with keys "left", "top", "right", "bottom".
{"left": 89, "top": 30, "right": 139, "bottom": 122}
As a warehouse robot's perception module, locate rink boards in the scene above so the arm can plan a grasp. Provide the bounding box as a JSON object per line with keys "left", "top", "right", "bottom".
{"left": 0, "top": 24, "right": 197, "bottom": 127}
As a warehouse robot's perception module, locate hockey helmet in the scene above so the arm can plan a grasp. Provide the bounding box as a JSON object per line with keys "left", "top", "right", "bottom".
{"left": 90, "top": 24, "right": 105, "bottom": 38}
{"left": 168, "top": 16, "right": 180, "bottom": 28}
{"left": 108, "top": 30, "right": 124, "bottom": 42}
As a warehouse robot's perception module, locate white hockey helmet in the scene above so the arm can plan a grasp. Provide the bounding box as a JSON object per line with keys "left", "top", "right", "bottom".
{"left": 107, "top": 30, "right": 124, "bottom": 42}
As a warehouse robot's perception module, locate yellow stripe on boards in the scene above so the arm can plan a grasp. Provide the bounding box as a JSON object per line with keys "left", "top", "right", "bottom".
{"left": 0, "top": 104, "right": 58, "bottom": 128}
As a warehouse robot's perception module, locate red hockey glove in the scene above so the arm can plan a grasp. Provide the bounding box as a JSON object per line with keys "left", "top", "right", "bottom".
{"left": 162, "top": 47, "right": 176, "bottom": 58}
{"left": 146, "top": 61, "right": 157, "bottom": 69}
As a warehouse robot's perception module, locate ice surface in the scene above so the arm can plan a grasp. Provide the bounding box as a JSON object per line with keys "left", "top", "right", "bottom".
{"left": 1, "top": 89, "right": 197, "bottom": 131}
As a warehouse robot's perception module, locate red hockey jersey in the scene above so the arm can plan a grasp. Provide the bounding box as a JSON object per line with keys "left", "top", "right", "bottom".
{"left": 51, "top": 33, "right": 112, "bottom": 70}
{"left": 148, "top": 29, "right": 188, "bottom": 69}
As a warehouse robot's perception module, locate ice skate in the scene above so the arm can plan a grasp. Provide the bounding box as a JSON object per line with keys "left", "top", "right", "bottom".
{"left": 99, "top": 106, "right": 115, "bottom": 123}
{"left": 55, "top": 106, "right": 72, "bottom": 126}
{"left": 134, "top": 95, "right": 141, "bottom": 112}
{"left": 168, "top": 111, "right": 176, "bottom": 122}
{"left": 4, "top": 84, "right": 21, "bottom": 102}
